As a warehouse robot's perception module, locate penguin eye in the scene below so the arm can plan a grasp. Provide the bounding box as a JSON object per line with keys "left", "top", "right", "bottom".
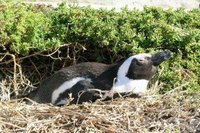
{"left": 145, "top": 57, "right": 151, "bottom": 60}
{"left": 134, "top": 59, "right": 143, "bottom": 66}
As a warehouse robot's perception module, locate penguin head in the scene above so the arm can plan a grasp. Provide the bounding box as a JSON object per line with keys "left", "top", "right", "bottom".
{"left": 126, "top": 50, "right": 171, "bottom": 80}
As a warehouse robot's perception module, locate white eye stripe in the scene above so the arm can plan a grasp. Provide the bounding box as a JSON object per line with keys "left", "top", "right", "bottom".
{"left": 134, "top": 53, "right": 152, "bottom": 60}
{"left": 117, "top": 53, "right": 152, "bottom": 78}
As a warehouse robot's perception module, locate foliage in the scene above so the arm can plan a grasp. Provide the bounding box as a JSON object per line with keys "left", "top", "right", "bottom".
{"left": 0, "top": 1, "right": 60, "bottom": 55}
{"left": 0, "top": 1, "right": 199, "bottom": 93}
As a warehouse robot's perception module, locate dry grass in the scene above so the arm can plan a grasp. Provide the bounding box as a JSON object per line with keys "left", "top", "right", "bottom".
{"left": 0, "top": 89, "right": 199, "bottom": 133}
{"left": 0, "top": 47, "right": 199, "bottom": 132}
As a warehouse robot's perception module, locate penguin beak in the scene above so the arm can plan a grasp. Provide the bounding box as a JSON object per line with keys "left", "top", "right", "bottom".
{"left": 151, "top": 50, "right": 171, "bottom": 66}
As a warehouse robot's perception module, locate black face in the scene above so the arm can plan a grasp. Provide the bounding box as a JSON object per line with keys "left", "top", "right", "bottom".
{"left": 151, "top": 50, "right": 171, "bottom": 66}
{"left": 126, "top": 50, "right": 171, "bottom": 80}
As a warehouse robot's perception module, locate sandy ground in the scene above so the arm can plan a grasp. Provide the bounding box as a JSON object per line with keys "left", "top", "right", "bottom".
{"left": 24, "top": 0, "right": 200, "bottom": 10}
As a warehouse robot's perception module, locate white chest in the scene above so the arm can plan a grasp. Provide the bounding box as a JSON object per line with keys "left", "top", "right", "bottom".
{"left": 112, "top": 77, "right": 149, "bottom": 94}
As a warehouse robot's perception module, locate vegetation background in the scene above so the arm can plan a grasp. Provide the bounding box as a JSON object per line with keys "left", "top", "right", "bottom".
{"left": 0, "top": 1, "right": 199, "bottom": 132}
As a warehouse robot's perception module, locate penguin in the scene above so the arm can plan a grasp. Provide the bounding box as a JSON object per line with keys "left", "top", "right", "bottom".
{"left": 31, "top": 50, "right": 171, "bottom": 105}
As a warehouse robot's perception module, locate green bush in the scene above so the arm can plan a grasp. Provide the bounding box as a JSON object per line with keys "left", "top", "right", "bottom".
{"left": 0, "top": 1, "right": 60, "bottom": 54}
{"left": 0, "top": 1, "right": 199, "bottom": 92}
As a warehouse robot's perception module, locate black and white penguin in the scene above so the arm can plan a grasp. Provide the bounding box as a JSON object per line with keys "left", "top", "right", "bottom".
{"left": 32, "top": 50, "right": 171, "bottom": 105}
